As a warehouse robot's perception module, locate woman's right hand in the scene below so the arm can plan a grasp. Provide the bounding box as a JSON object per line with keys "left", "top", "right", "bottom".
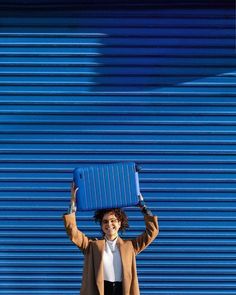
{"left": 68, "top": 182, "right": 77, "bottom": 214}
{"left": 71, "top": 182, "right": 77, "bottom": 204}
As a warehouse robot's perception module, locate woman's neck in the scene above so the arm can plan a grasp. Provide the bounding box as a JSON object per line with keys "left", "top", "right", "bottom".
{"left": 105, "top": 234, "right": 118, "bottom": 241}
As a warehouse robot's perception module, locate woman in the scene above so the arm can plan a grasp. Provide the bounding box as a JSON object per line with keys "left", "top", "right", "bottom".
{"left": 63, "top": 183, "right": 159, "bottom": 295}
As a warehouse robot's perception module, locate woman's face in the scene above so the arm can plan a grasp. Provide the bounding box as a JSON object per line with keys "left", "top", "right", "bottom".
{"left": 101, "top": 211, "right": 121, "bottom": 240}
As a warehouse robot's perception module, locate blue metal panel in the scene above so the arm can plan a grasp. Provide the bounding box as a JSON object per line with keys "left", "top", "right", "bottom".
{"left": 0, "top": 1, "right": 235, "bottom": 295}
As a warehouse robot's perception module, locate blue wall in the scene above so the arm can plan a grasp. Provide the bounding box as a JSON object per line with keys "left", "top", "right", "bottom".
{"left": 0, "top": 1, "right": 235, "bottom": 294}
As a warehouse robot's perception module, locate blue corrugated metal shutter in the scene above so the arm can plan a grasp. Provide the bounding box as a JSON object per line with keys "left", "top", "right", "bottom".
{"left": 0, "top": 1, "right": 235, "bottom": 294}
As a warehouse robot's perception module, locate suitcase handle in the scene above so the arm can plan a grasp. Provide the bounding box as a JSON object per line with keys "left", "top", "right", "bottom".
{"left": 71, "top": 183, "right": 78, "bottom": 204}
{"left": 73, "top": 187, "right": 79, "bottom": 201}
{"left": 135, "top": 164, "right": 141, "bottom": 172}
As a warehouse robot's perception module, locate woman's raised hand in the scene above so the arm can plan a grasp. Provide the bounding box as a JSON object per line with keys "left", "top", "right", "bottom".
{"left": 68, "top": 182, "right": 77, "bottom": 214}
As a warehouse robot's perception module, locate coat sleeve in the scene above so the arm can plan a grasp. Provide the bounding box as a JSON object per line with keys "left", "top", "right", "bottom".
{"left": 131, "top": 215, "right": 159, "bottom": 255}
{"left": 63, "top": 212, "right": 90, "bottom": 254}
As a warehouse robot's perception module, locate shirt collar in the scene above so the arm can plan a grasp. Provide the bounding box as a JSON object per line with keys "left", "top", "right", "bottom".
{"left": 105, "top": 235, "right": 119, "bottom": 244}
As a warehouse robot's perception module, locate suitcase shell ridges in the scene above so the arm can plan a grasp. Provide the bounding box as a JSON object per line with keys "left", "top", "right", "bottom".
{"left": 73, "top": 162, "right": 140, "bottom": 211}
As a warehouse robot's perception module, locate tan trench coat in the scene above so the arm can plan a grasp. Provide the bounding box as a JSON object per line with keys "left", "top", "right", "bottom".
{"left": 63, "top": 213, "right": 159, "bottom": 295}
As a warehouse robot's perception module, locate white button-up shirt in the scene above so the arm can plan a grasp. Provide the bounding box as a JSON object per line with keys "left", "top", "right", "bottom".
{"left": 103, "top": 236, "right": 122, "bottom": 282}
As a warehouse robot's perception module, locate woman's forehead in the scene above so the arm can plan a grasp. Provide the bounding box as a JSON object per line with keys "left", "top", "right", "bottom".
{"left": 102, "top": 212, "right": 116, "bottom": 220}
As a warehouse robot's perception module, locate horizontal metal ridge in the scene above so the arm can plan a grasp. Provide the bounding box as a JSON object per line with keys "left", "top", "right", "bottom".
{"left": 149, "top": 197, "right": 236, "bottom": 202}
{"left": 0, "top": 91, "right": 235, "bottom": 96}
{"left": 0, "top": 7, "right": 233, "bottom": 14}
{"left": 0, "top": 24, "right": 233, "bottom": 30}
{"left": 2, "top": 253, "right": 236, "bottom": 259}
{"left": 2, "top": 129, "right": 236, "bottom": 136}
{"left": 224, "top": 72, "right": 236, "bottom": 76}
{"left": 0, "top": 166, "right": 236, "bottom": 178}
{"left": 0, "top": 62, "right": 100, "bottom": 67}
{"left": 0, "top": 16, "right": 233, "bottom": 27}
{"left": 0, "top": 72, "right": 98, "bottom": 77}
{"left": 0, "top": 205, "right": 236, "bottom": 211}
{"left": 140, "top": 283, "right": 236, "bottom": 288}
{"left": 3, "top": 176, "right": 236, "bottom": 183}
{"left": 146, "top": 188, "right": 236, "bottom": 192}
{"left": 1, "top": 260, "right": 236, "bottom": 267}
{"left": 0, "top": 100, "right": 236, "bottom": 106}
{"left": 184, "top": 82, "right": 236, "bottom": 86}
{"left": 0, "top": 83, "right": 234, "bottom": 87}
{"left": 0, "top": 224, "right": 235, "bottom": 230}
{"left": 0, "top": 195, "right": 235, "bottom": 203}
{"left": 0, "top": 269, "right": 233, "bottom": 277}
{"left": 0, "top": 33, "right": 107, "bottom": 37}
{"left": 0, "top": 291, "right": 232, "bottom": 295}
{"left": 2, "top": 110, "right": 236, "bottom": 115}
{"left": 1, "top": 281, "right": 236, "bottom": 288}
{"left": 1, "top": 239, "right": 236, "bottom": 246}
{"left": 0, "top": 275, "right": 235, "bottom": 282}
{"left": 0, "top": 81, "right": 96, "bottom": 86}
{"left": 0, "top": 52, "right": 101, "bottom": 57}
{"left": 0, "top": 52, "right": 235, "bottom": 57}
{"left": 2, "top": 149, "right": 236, "bottom": 156}
{"left": 2, "top": 138, "right": 236, "bottom": 144}
{"left": 1, "top": 246, "right": 234, "bottom": 253}
{"left": 1, "top": 215, "right": 236, "bottom": 222}
{"left": 2, "top": 100, "right": 236, "bottom": 106}
{"left": 144, "top": 168, "right": 236, "bottom": 173}
{"left": 0, "top": 29, "right": 233, "bottom": 38}
{"left": 0, "top": 168, "right": 71, "bottom": 172}
{"left": 159, "top": 216, "right": 236, "bottom": 221}
{"left": 0, "top": 61, "right": 235, "bottom": 67}
{"left": 3, "top": 120, "right": 236, "bottom": 126}
{"left": 3, "top": 128, "right": 236, "bottom": 135}
{"left": 140, "top": 276, "right": 236, "bottom": 282}
{"left": 0, "top": 44, "right": 233, "bottom": 49}
{"left": 142, "top": 178, "right": 236, "bottom": 183}
{"left": 2, "top": 99, "right": 236, "bottom": 106}
{"left": 7, "top": 235, "right": 210, "bottom": 240}
{"left": 0, "top": 43, "right": 103, "bottom": 47}
{"left": 0, "top": 72, "right": 224, "bottom": 77}
{"left": 2, "top": 158, "right": 236, "bottom": 164}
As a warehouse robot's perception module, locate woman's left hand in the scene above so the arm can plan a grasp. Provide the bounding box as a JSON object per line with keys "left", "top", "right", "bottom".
{"left": 138, "top": 193, "right": 153, "bottom": 216}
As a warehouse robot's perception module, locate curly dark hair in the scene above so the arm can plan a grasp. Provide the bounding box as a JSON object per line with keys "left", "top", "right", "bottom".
{"left": 94, "top": 208, "right": 129, "bottom": 234}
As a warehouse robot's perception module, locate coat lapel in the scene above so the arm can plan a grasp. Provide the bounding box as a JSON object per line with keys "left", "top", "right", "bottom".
{"left": 94, "top": 239, "right": 105, "bottom": 295}
{"left": 117, "top": 237, "right": 130, "bottom": 284}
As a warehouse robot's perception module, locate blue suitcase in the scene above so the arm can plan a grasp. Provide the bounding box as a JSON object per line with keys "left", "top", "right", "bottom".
{"left": 73, "top": 162, "right": 140, "bottom": 211}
